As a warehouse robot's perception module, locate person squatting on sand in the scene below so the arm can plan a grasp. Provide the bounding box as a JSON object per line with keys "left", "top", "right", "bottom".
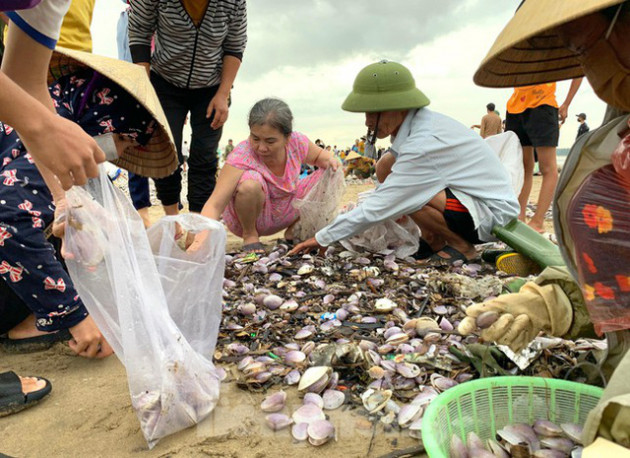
{"left": 291, "top": 61, "right": 520, "bottom": 265}
{"left": 466, "top": 0, "right": 630, "bottom": 448}
{"left": 190, "top": 98, "right": 340, "bottom": 254}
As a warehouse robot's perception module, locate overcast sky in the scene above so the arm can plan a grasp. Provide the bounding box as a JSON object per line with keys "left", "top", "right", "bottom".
{"left": 93, "top": 0, "right": 606, "bottom": 151}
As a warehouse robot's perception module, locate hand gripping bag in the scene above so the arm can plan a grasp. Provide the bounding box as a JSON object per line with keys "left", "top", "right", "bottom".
{"left": 64, "top": 168, "right": 225, "bottom": 448}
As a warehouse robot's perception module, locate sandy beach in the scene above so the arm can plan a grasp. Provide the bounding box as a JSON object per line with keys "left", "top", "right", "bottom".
{"left": 0, "top": 177, "right": 548, "bottom": 458}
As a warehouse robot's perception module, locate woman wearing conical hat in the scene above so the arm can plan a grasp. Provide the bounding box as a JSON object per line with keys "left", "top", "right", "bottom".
{"left": 463, "top": 0, "right": 630, "bottom": 449}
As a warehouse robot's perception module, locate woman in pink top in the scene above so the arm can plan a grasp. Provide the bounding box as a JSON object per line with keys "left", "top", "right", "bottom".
{"left": 196, "top": 98, "right": 339, "bottom": 253}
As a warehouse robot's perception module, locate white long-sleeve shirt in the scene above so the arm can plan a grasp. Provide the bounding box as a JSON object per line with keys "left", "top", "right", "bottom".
{"left": 315, "top": 108, "right": 520, "bottom": 246}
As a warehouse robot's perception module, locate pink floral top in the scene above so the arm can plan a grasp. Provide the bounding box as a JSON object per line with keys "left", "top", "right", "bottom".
{"left": 226, "top": 132, "right": 310, "bottom": 198}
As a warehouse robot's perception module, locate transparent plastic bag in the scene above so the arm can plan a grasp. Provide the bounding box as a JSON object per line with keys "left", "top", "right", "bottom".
{"left": 64, "top": 167, "right": 226, "bottom": 448}
{"left": 567, "top": 163, "right": 630, "bottom": 335}
{"left": 339, "top": 191, "right": 420, "bottom": 258}
{"left": 291, "top": 167, "right": 346, "bottom": 241}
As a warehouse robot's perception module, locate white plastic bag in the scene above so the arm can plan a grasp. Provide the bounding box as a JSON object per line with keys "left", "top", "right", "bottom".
{"left": 291, "top": 167, "right": 346, "bottom": 241}
{"left": 484, "top": 131, "right": 524, "bottom": 196}
{"left": 64, "top": 167, "right": 225, "bottom": 448}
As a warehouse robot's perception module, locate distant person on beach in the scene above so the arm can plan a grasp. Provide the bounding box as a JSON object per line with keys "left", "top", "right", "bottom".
{"left": 223, "top": 138, "right": 234, "bottom": 160}
{"left": 576, "top": 112, "right": 590, "bottom": 139}
{"left": 129, "top": 0, "right": 247, "bottom": 223}
{"left": 471, "top": 102, "right": 502, "bottom": 138}
{"left": 291, "top": 61, "right": 519, "bottom": 265}
{"left": 191, "top": 98, "right": 340, "bottom": 254}
{"left": 344, "top": 151, "right": 374, "bottom": 179}
{"left": 505, "top": 79, "right": 582, "bottom": 232}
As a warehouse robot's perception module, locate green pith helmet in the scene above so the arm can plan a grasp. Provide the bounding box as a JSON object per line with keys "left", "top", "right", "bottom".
{"left": 342, "top": 60, "right": 430, "bottom": 113}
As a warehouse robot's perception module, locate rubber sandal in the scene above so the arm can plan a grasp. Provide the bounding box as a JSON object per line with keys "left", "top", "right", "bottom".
{"left": 496, "top": 252, "right": 542, "bottom": 277}
{"left": 412, "top": 238, "right": 435, "bottom": 260}
{"left": 0, "top": 328, "right": 71, "bottom": 354}
{"left": 242, "top": 242, "right": 266, "bottom": 254}
{"left": 276, "top": 238, "right": 295, "bottom": 248}
{"left": 0, "top": 371, "right": 52, "bottom": 417}
{"left": 423, "top": 246, "right": 475, "bottom": 266}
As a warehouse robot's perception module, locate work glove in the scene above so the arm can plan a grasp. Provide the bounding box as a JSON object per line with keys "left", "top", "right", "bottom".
{"left": 458, "top": 282, "right": 573, "bottom": 352}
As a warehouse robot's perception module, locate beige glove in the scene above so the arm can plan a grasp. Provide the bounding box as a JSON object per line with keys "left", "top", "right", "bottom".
{"left": 458, "top": 282, "right": 574, "bottom": 352}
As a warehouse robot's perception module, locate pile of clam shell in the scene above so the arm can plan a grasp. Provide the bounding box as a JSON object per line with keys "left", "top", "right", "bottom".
{"left": 260, "top": 387, "right": 342, "bottom": 446}
{"left": 215, "top": 243, "right": 604, "bottom": 448}
{"left": 450, "top": 421, "right": 584, "bottom": 458}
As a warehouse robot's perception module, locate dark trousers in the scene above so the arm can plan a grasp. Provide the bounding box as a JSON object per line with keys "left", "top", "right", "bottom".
{"left": 128, "top": 172, "right": 151, "bottom": 210}
{"left": 150, "top": 72, "right": 222, "bottom": 213}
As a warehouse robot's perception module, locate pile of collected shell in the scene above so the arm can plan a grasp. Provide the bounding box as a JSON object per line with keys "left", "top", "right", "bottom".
{"left": 260, "top": 388, "right": 340, "bottom": 446}
{"left": 215, "top": 243, "right": 605, "bottom": 448}
{"left": 450, "top": 421, "right": 584, "bottom": 457}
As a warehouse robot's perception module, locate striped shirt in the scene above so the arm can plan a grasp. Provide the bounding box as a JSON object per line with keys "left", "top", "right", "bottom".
{"left": 128, "top": 0, "right": 247, "bottom": 90}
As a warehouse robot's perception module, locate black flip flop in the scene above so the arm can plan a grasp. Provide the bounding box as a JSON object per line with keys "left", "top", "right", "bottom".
{"left": 0, "top": 328, "right": 71, "bottom": 354}
{"left": 0, "top": 371, "right": 52, "bottom": 417}
{"left": 423, "top": 246, "right": 476, "bottom": 266}
{"left": 412, "top": 238, "right": 435, "bottom": 260}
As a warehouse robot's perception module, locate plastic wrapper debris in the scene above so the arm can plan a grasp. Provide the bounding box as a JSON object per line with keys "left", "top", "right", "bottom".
{"left": 339, "top": 189, "right": 420, "bottom": 258}
{"left": 484, "top": 131, "right": 524, "bottom": 196}
{"left": 291, "top": 167, "right": 345, "bottom": 241}
{"left": 64, "top": 167, "right": 226, "bottom": 448}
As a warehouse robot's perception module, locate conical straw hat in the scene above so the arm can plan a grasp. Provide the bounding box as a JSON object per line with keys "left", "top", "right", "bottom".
{"left": 474, "top": 0, "right": 625, "bottom": 88}
{"left": 48, "top": 47, "right": 178, "bottom": 178}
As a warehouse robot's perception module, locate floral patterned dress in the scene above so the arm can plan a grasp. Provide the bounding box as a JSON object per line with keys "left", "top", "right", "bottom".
{"left": 222, "top": 132, "right": 323, "bottom": 237}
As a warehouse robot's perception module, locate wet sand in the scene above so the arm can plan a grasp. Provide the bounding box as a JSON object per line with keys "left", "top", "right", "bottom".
{"left": 0, "top": 177, "right": 546, "bottom": 458}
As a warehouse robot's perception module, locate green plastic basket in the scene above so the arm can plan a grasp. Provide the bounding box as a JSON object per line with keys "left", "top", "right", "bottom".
{"left": 421, "top": 376, "right": 604, "bottom": 457}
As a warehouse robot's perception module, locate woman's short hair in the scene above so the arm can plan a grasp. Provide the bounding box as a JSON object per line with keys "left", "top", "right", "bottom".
{"left": 248, "top": 98, "right": 293, "bottom": 136}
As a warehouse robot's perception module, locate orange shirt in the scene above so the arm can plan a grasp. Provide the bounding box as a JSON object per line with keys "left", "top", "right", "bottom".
{"left": 507, "top": 83, "right": 558, "bottom": 114}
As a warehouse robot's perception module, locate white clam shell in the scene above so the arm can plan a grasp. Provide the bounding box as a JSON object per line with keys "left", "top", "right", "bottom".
{"left": 322, "top": 390, "right": 345, "bottom": 410}
{"left": 307, "top": 419, "right": 335, "bottom": 446}
{"left": 374, "top": 298, "right": 396, "bottom": 313}
{"left": 303, "top": 393, "right": 324, "bottom": 409}
{"left": 265, "top": 413, "right": 293, "bottom": 431}
{"left": 397, "top": 402, "right": 423, "bottom": 428}
{"left": 297, "top": 264, "right": 314, "bottom": 275}
{"left": 261, "top": 391, "right": 287, "bottom": 413}
{"left": 285, "top": 350, "right": 306, "bottom": 364}
{"left": 291, "top": 422, "right": 309, "bottom": 441}
{"left": 284, "top": 369, "right": 300, "bottom": 385}
{"left": 280, "top": 299, "right": 299, "bottom": 312}
{"left": 361, "top": 389, "right": 392, "bottom": 413}
{"left": 292, "top": 403, "right": 326, "bottom": 425}
{"left": 298, "top": 366, "right": 331, "bottom": 393}
{"left": 263, "top": 294, "right": 283, "bottom": 310}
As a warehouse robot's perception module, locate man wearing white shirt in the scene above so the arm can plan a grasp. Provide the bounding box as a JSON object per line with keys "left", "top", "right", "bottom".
{"left": 292, "top": 61, "right": 519, "bottom": 264}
